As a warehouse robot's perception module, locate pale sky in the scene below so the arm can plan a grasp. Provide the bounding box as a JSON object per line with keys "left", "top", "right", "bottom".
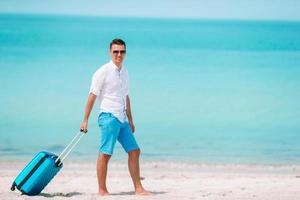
{"left": 1, "top": 0, "right": 300, "bottom": 21}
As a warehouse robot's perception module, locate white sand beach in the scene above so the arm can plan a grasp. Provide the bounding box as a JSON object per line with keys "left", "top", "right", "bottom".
{"left": 1, "top": 161, "right": 300, "bottom": 200}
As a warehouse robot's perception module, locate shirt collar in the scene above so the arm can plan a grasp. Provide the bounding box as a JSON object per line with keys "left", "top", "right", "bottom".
{"left": 110, "top": 60, "right": 124, "bottom": 72}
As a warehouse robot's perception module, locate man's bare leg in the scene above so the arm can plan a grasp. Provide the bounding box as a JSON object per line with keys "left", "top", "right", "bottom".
{"left": 97, "top": 153, "right": 111, "bottom": 196}
{"left": 128, "top": 149, "right": 151, "bottom": 195}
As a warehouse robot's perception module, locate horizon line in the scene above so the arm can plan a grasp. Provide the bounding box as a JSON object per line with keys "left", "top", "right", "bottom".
{"left": 1, "top": 12, "right": 300, "bottom": 23}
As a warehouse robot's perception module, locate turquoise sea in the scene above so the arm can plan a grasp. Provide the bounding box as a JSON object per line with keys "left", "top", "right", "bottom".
{"left": 1, "top": 14, "right": 300, "bottom": 164}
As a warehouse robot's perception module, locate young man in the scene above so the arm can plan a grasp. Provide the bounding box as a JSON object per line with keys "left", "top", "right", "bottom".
{"left": 80, "top": 38, "right": 150, "bottom": 196}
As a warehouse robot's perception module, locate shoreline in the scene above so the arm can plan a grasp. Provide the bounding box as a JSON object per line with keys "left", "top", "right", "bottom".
{"left": 2, "top": 154, "right": 300, "bottom": 166}
{"left": 2, "top": 159, "right": 300, "bottom": 171}
{"left": 1, "top": 160, "right": 300, "bottom": 199}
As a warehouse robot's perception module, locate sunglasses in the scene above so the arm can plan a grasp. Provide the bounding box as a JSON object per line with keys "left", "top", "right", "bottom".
{"left": 112, "top": 50, "right": 126, "bottom": 55}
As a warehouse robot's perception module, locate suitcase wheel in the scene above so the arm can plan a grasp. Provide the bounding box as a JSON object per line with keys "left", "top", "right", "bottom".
{"left": 10, "top": 183, "right": 16, "bottom": 191}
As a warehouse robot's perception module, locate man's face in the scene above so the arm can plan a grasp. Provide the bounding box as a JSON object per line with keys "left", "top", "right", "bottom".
{"left": 110, "top": 44, "right": 126, "bottom": 66}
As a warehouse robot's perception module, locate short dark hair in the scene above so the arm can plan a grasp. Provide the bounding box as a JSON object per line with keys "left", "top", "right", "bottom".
{"left": 110, "top": 38, "right": 126, "bottom": 49}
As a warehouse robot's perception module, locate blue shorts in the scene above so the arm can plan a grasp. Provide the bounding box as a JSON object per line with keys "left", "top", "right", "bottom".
{"left": 98, "top": 112, "right": 139, "bottom": 155}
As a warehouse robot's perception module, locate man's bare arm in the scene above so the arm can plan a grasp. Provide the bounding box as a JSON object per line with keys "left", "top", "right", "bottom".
{"left": 126, "top": 95, "right": 135, "bottom": 133}
{"left": 80, "top": 93, "right": 97, "bottom": 133}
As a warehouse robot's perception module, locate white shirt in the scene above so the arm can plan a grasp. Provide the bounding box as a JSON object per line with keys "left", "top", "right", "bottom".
{"left": 89, "top": 61, "right": 129, "bottom": 122}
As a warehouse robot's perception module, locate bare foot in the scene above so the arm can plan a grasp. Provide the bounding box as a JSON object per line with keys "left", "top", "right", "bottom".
{"left": 135, "top": 188, "right": 152, "bottom": 196}
{"left": 99, "top": 190, "right": 110, "bottom": 196}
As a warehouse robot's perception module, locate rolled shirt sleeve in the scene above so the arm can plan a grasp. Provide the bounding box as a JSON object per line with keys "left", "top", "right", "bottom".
{"left": 89, "top": 67, "right": 106, "bottom": 96}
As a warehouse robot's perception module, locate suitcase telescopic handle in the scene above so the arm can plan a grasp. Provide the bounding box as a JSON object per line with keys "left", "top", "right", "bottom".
{"left": 55, "top": 131, "right": 85, "bottom": 166}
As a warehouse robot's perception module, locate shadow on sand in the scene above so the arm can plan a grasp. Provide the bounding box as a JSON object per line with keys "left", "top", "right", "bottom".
{"left": 111, "top": 191, "right": 167, "bottom": 196}
{"left": 39, "top": 192, "right": 83, "bottom": 198}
